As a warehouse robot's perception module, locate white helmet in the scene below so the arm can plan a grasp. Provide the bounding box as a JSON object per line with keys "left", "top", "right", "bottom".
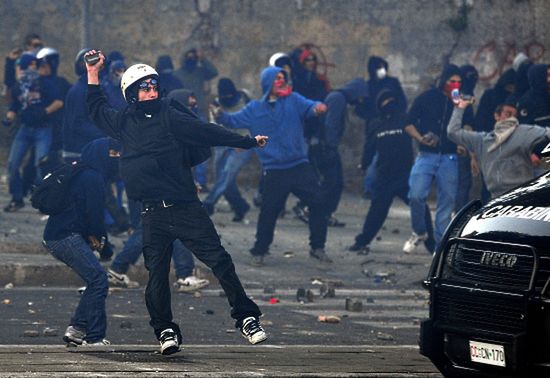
{"left": 268, "top": 52, "right": 289, "bottom": 67}
{"left": 36, "top": 47, "right": 58, "bottom": 60}
{"left": 120, "top": 63, "right": 159, "bottom": 101}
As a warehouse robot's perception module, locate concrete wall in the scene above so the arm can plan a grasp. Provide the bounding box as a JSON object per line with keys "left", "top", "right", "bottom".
{"left": 1, "top": 0, "right": 548, "bottom": 188}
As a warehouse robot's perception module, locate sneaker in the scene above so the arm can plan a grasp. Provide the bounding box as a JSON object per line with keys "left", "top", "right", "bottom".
{"left": 232, "top": 203, "right": 250, "bottom": 222}
{"left": 309, "top": 248, "right": 333, "bottom": 263}
{"left": 239, "top": 317, "right": 267, "bottom": 345}
{"left": 63, "top": 325, "right": 86, "bottom": 345}
{"left": 348, "top": 243, "right": 371, "bottom": 255}
{"left": 250, "top": 255, "right": 265, "bottom": 267}
{"left": 327, "top": 216, "right": 346, "bottom": 227}
{"left": 403, "top": 232, "right": 428, "bottom": 254}
{"left": 82, "top": 338, "right": 111, "bottom": 346}
{"left": 174, "top": 276, "right": 210, "bottom": 293}
{"left": 107, "top": 269, "right": 139, "bottom": 288}
{"left": 3, "top": 200, "right": 24, "bottom": 212}
{"left": 159, "top": 328, "right": 181, "bottom": 355}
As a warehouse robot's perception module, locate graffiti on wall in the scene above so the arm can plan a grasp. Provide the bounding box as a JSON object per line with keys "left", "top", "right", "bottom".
{"left": 473, "top": 40, "right": 545, "bottom": 82}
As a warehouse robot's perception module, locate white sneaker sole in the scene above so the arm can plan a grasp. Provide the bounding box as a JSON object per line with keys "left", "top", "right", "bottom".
{"left": 160, "top": 341, "right": 181, "bottom": 355}
{"left": 243, "top": 331, "right": 267, "bottom": 345}
{"left": 176, "top": 281, "right": 209, "bottom": 293}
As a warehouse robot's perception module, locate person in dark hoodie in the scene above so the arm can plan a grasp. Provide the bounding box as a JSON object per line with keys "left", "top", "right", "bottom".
{"left": 509, "top": 52, "right": 532, "bottom": 105}
{"left": 454, "top": 64, "right": 479, "bottom": 211}
{"left": 203, "top": 78, "right": 253, "bottom": 221}
{"left": 85, "top": 51, "right": 268, "bottom": 355}
{"left": 308, "top": 78, "right": 370, "bottom": 227}
{"left": 155, "top": 55, "right": 184, "bottom": 95}
{"left": 517, "top": 63, "right": 550, "bottom": 127}
{"left": 62, "top": 49, "right": 105, "bottom": 162}
{"left": 43, "top": 137, "right": 119, "bottom": 347}
{"left": 215, "top": 66, "right": 330, "bottom": 266}
{"left": 173, "top": 48, "right": 218, "bottom": 114}
{"left": 403, "top": 64, "right": 474, "bottom": 253}
{"left": 349, "top": 89, "right": 434, "bottom": 255}
{"left": 102, "top": 60, "right": 127, "bottom": 110}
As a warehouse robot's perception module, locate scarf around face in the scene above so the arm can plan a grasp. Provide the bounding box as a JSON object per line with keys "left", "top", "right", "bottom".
{"left": 488, "top": 117, "right": 519, "bottom": 152}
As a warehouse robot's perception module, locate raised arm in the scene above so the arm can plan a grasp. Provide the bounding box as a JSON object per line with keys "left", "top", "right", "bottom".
{"left": 447, "top": 102, "right": 483, "bottom": 155}
{"left": 85, "top": 50, "right": 122, "bottom": 139}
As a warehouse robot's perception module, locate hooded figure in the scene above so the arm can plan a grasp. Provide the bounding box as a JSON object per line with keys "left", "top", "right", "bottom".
{"left": 292, "top": 48, "right": 330, "bottom": 101}
{"left": 364, "top": 56, "right": 407, "bottom": 123}
{"left": 510, "top": 56, "right": 533, "bottom": 104}
{"left": 102, "top": 60, "right": 127, "bottom": 111}
{"left": 475, "top": 68, "right": 516, "bottom": 132}
{"left": 155, "top": 55, "right": 184, "bottom": 96}
{"left": 517, "top": 63, "right": 550, "bottom": 126}
{"left": 459, "top": 64, "right": 479, "bottom": 96}
{"left": 217, "top": 78, "right": 242, "bottom": 108}
{"left": 173, "top": 48, "right": 218, "bottom": 114}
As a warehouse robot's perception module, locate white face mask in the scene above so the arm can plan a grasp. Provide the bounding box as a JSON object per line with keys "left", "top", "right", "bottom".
{"left": 376, "top": 67, "right": 387, "bottom": 80}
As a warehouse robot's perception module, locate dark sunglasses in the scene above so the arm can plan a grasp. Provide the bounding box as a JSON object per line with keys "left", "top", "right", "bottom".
{"left": 138, "top": 78, "right": 159, "bottom": 91}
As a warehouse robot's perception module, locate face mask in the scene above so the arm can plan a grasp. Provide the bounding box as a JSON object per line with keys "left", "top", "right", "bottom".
{"left": 273, "top": 78, "right": 292, "bottom": 97}
{"left": 376, "top": 67, "right": 387, "bottom": 80}
{"left": 184, "top": 57, "right": 197, "bottom": 70}
{"left": 136, "top": 97, "right": 162, "bottom": 115}
{"left": 445, "top": 81, "right": 461, "bottom": 96}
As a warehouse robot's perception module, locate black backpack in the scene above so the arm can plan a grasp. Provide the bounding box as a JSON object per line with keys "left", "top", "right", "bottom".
{"left": 31, "top": 161, "right": 87, "bottom": 215}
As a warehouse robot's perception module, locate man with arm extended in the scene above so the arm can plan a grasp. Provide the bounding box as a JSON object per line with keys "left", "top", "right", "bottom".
{"left": 85, "top": 50, "right": 269, "bottom": 356}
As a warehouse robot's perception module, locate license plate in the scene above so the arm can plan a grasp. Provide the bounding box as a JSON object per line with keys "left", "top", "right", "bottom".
{"left": 469, "top": 340, "right": 506, "bottom": 367}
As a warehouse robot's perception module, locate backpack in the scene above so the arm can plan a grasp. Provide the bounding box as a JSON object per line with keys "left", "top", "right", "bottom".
{"left": 31, "top": 161, "right": 87, "bottom": 215}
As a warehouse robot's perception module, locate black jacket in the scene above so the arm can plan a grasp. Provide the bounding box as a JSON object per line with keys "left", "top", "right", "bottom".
{"left": 474, "top": 68, "right": 515, "bottom": 132}
{"left": 87, "top": 84, "right": 258, "bottom": 202}
{"left": 517, "top": 64, "right": 550, "bottom": 126}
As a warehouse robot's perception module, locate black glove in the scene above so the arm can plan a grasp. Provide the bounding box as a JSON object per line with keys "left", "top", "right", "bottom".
{"left": 99, "top": 241, "right": 114, "bottom": 262}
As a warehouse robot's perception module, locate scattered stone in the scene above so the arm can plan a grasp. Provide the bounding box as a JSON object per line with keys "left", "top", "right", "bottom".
{"left": 43, "top": 327, "right": 58, "bottom": 337}
{"left": 374, "top": 271, "right": 395, "bottom": 279}
{"left": 120, "top": 321, "right": 132, "bottom": 329}
{"left": 9, "top": 228, "right": 17, "bottom": 234}
{"left": 366, "top": 297, "right": 375, "bottom": 303}
{"left": 4, "top": 283, "right": 13, "bottom": 289}
{"left": 262, "top": 320, "right": 273, "bottom": 326}
{"left": 317, "top": 315, "right": 341, "bottom": 324}
{"left": 24, "top": 330, "right": 39, "bottom": 337}
{"left": 189, "top": 306, "right": 195, "bottom": 310}
{"left": 345, "top": 298, "right": 363, "bottom": 312}
{"left": 193, "top": 291, "right": 202, "bottom": 298}
{"left": 376, "top": 332, "right": 394, "bottom": 341}
{"left": 376, "top": 236, "right": 382, "bottom": 241}
{"left": 28, "top": 309, "right": 36, "bottom": 314}
{"left": 263, "top": 286, "right": 276, "bottom": 294}
{"left": 283, "top": 251, "right": 295, "bottom": 258}
{"left": 205, "top": 309, "right": 215, "bottom": 315}
{"left": 226, "top": 329, "right": 236, "bottom": 333}
{"left": 311, "top": 279, "right": 323, "bottom": 285}
{"left": 391, "top": 228, "right": 400, "bottom": 234}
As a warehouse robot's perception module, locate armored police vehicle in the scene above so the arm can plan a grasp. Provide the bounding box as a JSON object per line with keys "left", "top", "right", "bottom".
{"left": 420, "top": 169, "right": 550, "bottom": 377}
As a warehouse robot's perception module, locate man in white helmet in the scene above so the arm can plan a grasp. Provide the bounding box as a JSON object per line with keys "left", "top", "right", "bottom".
{"left": 85, "top": 50, "right": 269, "bottom": 356}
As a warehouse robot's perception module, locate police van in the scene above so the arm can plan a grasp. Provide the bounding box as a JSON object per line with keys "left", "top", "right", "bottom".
{"left": 420, "top": 168, "right": 550, "bottom": 377}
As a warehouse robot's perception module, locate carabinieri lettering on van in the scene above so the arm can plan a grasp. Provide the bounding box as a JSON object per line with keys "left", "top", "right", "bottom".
{"left": 480, "top": 205, "right": 550, "bottom": 222}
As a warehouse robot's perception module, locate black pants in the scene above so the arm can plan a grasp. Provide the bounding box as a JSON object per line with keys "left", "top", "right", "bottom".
{"left": 141, "top": 200, "right": 261, "bottom": 339}
{"left": 308, "top": 145, "right": 344, "bottom": 215}
{"left": 251, "top": 163, "right": 328, "bottom": 255}
{"left": 355, "top": 175, "right": 435, "bottom": 249}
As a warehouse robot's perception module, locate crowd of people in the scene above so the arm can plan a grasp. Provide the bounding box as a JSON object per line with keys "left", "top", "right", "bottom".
{"left": 2, "top": 32, "right": 550, "bottom": 354}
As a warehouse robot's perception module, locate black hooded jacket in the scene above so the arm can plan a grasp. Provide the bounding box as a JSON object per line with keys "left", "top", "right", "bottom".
{"left": 43, "top": 138, "right": 116, "bottom": 242}
{"left": 406, "top": 64, "right": 474, "bottom": 154}
{"left": 87, "top": 84, "right": 258, "bottom": 203}
{"left": 365, "top": 56, "right": 407, "bottom": 122}
{"left": 517, "top": 64, "right": 550, "bottom": 126}
{"left": 474, "top": 68, "right": 515, "bottom": 132}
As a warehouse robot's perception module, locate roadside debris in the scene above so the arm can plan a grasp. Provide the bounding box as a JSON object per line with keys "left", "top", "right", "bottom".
{"left": 4, "top": 283, "right": 13, "bottom": 289}
{"left": 345, "top": 298, "right": 363, "bottom": 312}
{"left": 376, "top": 331, "right": 394, "bottom": 341}
{"left": 318, "top": 315, "right": 341, "bottom": 324}
{"left": 24, "top": 330, "right": 39, "bottom": 337}
{"left": 43, "top": 327, "right": 58, "bottom": 337}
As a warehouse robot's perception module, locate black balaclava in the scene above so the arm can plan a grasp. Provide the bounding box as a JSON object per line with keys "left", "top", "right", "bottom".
{"left": 183, "top": 48, "right": 198, "bottom": 71}
{"left": 80, "top": 137, "right": 121, "bottom": 180}
{"left": 217, "top": 78, "right": 241, "bottom": 108}
{"left": 459, "top": 64, "right": 479, "bottom": 96}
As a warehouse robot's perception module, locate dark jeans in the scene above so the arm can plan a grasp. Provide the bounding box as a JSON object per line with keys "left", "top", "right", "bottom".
{"left": 44, "top": 234, "right": 108, "bottom": 342}
{"left": 308, "top": 145, "right": 344, "bottom": 215}
{"left": 110, "top": 224, "right": 195, "bottom": 279}
{"left": 251, "top": 163, "right": 328, "bottom": 255}
{"left": 141, "top": 200, "right": 261, "bottom": 339}
{"left": 355, "top": 175, "right": 435, "bottom": 250}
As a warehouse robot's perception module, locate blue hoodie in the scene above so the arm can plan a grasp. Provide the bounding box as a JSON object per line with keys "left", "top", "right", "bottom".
{"left": 217, "top": 66, "right": 320, "bottom": 170}
{"left": 44, "top": 138, "right": 117, "bottom": 242}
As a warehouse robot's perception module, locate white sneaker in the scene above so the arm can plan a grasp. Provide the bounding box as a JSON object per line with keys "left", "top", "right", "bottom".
{"left": 159, "top": 328, "right": 180, "bottom": 355}
{"left": 239, "top": 317, "right": 267, "bottom": 345}
{"left": 174, "top": 276, "right": 210, "bottom": 293}
{"left": 81, "top": 338, "right": 111, "bottom": 346}
{"left": 107, "top": 269, "right": 139, "bottom": 288}
{"left": 403, "top": 232, "right": 428, "bottom": 254}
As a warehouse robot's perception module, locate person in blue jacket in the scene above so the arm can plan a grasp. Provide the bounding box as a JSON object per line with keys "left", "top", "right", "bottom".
{"left": 215, "top": 66, "right": 331, "bottom": 266}
{"left": 43, "top": 137, "right": 119, "bottom": 347}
